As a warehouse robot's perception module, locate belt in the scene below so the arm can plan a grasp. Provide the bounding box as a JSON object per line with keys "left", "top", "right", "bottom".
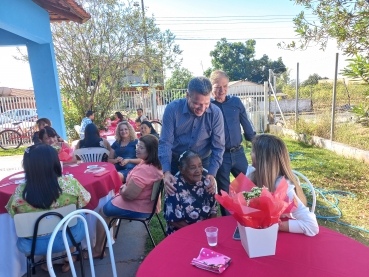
{"left": 225, "top": 145, "right": 242, "bottom": 153}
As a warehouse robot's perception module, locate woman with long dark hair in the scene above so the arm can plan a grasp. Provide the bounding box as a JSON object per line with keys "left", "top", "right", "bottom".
{"left": 75, "top": 124, "right": 112, "bottom": 162}
{"left": 90, "top": 134, "right": 163, "bottom": 258}
{"left": 39, "top": 126, "right": 75, "bottom": 163}
{"left": 140, "top": 120, "right": 159, "bottom": 138}
{"left": 6, "top": 144, "right": 91, "bottom": 272}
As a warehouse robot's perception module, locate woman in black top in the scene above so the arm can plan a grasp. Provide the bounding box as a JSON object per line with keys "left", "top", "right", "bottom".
{"left": 75, "top": 124, "right": 112, "bottom": 162}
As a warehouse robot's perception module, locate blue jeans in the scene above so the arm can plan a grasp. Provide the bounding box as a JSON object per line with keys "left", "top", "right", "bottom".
{"left": 17, "top": 215, "right": 86, "bottom": 256}
{"left": 216, "top": 146, "right": 248, "bottom": 216}
{"left": 170, "top": 155, "right": 210, "bottom": 176}
{"left": 103, "top": 198, "right": 151, "bottom": 219}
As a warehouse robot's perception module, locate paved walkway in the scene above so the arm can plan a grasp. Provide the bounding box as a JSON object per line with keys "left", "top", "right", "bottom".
{"left": 0, "top": 155, "right": 147, "bottom": 277}
{"left": 0, "top": 155, "right": 23, "bottom": 180}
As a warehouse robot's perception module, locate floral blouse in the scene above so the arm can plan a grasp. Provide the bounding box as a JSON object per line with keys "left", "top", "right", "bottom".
{"left": 6, "top": 175, "right": 91, "bottom": 217}
{"left": 164, "top": 175, "right": 218, "bottom": 235}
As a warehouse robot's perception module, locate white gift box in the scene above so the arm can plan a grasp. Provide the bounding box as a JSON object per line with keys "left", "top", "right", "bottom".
{"left": 237, "top": 222, "right": 278, "bottom": 258}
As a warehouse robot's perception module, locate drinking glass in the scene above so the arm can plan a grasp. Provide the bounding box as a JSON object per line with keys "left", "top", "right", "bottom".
{"left": 205, "top": 227, "right": 218, "bottom": 247}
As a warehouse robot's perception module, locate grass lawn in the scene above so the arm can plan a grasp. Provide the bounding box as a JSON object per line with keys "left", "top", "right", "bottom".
{"left": 145, "top": 137, "right": 369, "bottom": 253}
{"left": 0, "top": 146, "right": 27, "bottom": 156}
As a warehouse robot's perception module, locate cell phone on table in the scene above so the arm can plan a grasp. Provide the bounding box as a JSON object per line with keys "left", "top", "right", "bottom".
{"left": 233, "top": 226, "right": 241, "bottom": 240}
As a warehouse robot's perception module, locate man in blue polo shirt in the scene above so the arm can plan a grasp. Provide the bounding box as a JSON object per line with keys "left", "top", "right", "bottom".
{"left": 159, "top": 76, "right": 225, "bottom": 195}
{"left": 210, "top": 70, "right": 255, "bottom": 216}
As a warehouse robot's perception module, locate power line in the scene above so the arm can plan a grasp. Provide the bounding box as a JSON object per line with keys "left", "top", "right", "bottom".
{"left": 169, "top": 26, "right": 294, "bottom": 31}
{"left": 155, "top": 18, "right": 315, "bottom": 22}
{"left": 157, "top": 21, "right": 301, "bottom": 25}
{"left": 174, "top": 38, "right": 297, "bottom": 41}
{"left": 155, "top": 14, "right": 315, "bottom": 18}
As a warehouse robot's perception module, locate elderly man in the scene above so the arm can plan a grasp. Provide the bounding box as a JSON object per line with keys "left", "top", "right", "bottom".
{"left": 210, "top": 70, "right": 255, "bottom": 216}
{"left": 159, "top": 76, "right": 225, "bottom": 194}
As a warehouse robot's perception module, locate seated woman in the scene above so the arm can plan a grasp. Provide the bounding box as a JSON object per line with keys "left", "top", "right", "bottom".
{"left": 75, "top": 123, "right": 113, "bottom": 162}
{"left": 90, "top": 134, "right": 163, "bottom": 258}
{"left": 140, "top": 120, "right": 159, "bottom": 138}
{"left": 32, "top": 118, "right": 63, "bottom": 144}
{"left": 109, "top": 121, "right": 141, "bottom": 182}
{"left": 6, "top": 144, "right": 91, "bottom": 272}
{"left": 110, "top": 112, "right": 125, "bottom": 127}
{"left": 39, "top": 126, "right": 75, "bottom": 163}
{"left": 248, "top": 134, "right": 319, "bottom": 236}
{"left": 164, "top": 151, "right": 218, "bottom": 235}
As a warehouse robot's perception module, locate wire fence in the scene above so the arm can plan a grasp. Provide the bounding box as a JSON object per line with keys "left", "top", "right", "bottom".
{"left": 270, "top": 73, "right": 369, "bottom": 150}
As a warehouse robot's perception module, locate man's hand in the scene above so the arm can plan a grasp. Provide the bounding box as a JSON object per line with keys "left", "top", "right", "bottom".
{"left": 164, "top": 171, "right": 177, "bottom": 195}
{"left": 205, "top": 174, "right": 216, "bottom": 194}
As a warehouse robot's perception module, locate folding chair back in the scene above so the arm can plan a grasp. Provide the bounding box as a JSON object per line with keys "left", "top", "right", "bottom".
{"left": 13, "top": 204, "right": 83, "bottom": 277}
{"left": 14, "top": 204, "right": 77, "bottom": 238}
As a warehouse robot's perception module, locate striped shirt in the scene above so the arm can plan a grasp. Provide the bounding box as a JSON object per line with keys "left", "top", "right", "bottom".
{"left": 158, "top": 98, "right": 225, "bottom": 176}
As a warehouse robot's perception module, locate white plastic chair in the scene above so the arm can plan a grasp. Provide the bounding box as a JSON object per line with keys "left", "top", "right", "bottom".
{"left": 292, "top": 170, "right": 316, "bottom": 213}
{"left": 74, "top": 125, "right": 81, "bottom": 136}
{"left": 47, "top": 209, "right": 117, "bottom": 277}
{"left": 74, "top": 148, "right": 110, "bottom": 163}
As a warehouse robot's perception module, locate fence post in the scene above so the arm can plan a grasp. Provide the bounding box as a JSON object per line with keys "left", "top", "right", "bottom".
{"left": 264, "top": 81, "right": 268, "bottom": 132}
{"left": 151, "top": 87, "right": 158, "bottom": 120}
{"left": 295, "top": 62, "right": 299, "bottom": 129}
{"left": 330, "top": 53, "right": 339, "bottom": 141}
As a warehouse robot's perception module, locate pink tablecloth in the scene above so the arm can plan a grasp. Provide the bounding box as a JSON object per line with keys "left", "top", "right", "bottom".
{"left": 137, "top": 216, "right": 369, "bottom": 277}
{"left": 0, "top": 162, "right": 121, "bottom": 214}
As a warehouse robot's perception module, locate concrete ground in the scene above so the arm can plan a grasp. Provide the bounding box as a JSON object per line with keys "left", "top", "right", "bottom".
{"left": 0, "top": 155, "right": 147, "bottom": 277}
{"left": 0, "top": 155, "right": 23, "bottom": 180}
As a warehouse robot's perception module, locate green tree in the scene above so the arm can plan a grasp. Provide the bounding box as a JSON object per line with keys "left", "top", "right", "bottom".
{"left": 205, "top": 38, "right": 286, "bottom": 83}
{"left": 165, "top": 67, "right": 193, "bottom": 89}
{"left": 301, "top": 73, "right": 326, "bottom": 86}
{"left": 343, "top": 55, "right": 369, "bottom": 84}
{"left": 15, "top": 0, "right": 182, "bottom": 132}
{"left": 280, "top": 0, "right": 369, "bottom": 56}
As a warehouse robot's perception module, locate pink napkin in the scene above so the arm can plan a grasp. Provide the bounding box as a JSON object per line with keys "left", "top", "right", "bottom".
{"left": 191, "top": 248, "right": 231, "bottom": 274}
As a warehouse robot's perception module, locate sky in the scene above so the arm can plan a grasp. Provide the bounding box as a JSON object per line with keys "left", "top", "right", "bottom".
{"left": 0, "top": 0, "right": 348, "bottom": 89}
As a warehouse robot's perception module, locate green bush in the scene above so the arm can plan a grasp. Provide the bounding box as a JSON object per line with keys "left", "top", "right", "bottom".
{"left": 295, "top": 112, "right": 332, "bottom": 139}
{"left": 62, "top": 101, "right": 81, "bottom": 142}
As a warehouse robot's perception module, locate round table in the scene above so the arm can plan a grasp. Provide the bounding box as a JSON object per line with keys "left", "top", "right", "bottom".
{"left": 0, "top": 162, "right": 121, "bottom": 214}
{"left": 137, "top": 216, "right": 369, "bottom": 277}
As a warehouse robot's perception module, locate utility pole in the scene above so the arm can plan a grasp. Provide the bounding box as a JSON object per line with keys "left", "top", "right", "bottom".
{"left": 295, "top": 62, "right": 299, "bottom": 128}
{"left": 141, "top": 0, "right": 148, "bottom": 48}
{"left": 135, "top": 0, "right": 148, "bottom": 84}
{"left": 330, "top": 53, "right": 339, "bottom": 141}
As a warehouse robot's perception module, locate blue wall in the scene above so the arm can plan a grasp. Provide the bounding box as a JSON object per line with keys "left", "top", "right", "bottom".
{"left": 0, "top": 0, "right": 67, "bottom": 139}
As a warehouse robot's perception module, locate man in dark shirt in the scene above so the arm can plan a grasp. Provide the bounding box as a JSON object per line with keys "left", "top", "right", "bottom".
{"left": 210, "top": 70, "right": 255, "bottom": 216}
